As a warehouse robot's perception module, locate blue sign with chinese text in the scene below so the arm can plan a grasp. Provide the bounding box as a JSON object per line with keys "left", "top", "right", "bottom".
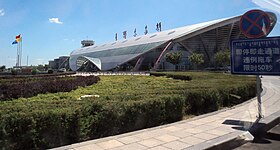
{"left": 230, "top": 36, "right": 280, "bottom": 75}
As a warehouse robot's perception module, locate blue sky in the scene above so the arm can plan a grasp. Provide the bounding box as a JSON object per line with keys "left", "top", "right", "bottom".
{"left": 0, "top": 0, "right": 280, "bottom": 67}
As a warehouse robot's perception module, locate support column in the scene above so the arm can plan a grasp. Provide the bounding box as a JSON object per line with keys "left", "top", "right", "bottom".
{"left": 199, "top": 35, "right": 210, "bottom": 61}
{"left": 153, "top": 41, "right": 173, "bottom": 70}
{"left": 133, "top": 56, "right": 145, "bottom": 71}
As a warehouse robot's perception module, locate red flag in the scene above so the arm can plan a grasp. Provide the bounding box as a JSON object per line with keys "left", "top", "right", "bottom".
{"left": 16, "top": 34, "right": 21, "bottom": 39}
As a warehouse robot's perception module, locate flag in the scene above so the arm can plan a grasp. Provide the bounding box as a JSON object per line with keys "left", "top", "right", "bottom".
{"left": 12, "top": 40, "right": 18, "bottom": 44}
{"left": 16, "top": 37, "right": 22, "bottom": 42}
{"left": 16, "top": 34, "right": 21, "bottom": 39}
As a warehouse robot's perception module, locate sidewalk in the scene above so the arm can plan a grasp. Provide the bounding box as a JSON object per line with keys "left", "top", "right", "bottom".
{"left": 52, "top": 76, "right": 280, "bottom": 150}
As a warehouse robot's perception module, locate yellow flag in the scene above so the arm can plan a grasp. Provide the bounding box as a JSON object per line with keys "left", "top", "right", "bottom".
{"left": 16, "top": 37, "right": 22, "bottom": 42}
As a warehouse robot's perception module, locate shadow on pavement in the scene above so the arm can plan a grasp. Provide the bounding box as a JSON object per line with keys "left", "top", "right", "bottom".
{"left": 222, "top": 119, "right": 259, "bottom": 131}
{"left": 265, "top": 132, "right": 280, "bottom": 141}
{"left": 252, "top": 137, "right": 271, "bottom": 144}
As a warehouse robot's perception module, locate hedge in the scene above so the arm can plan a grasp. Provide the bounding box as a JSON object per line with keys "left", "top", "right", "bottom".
{"left": 0, "top": 76, "right": 100, "bottom": 101}
{"left": 0, "top": 72, "right": 256, "bottom": 149}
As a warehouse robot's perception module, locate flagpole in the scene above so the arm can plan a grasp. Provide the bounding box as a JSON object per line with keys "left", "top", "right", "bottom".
{"left": 20, "top": 36, "right": 22, "bottom": 66}
{"left": 17, "top": 41, "right": 19, "bottom": 67}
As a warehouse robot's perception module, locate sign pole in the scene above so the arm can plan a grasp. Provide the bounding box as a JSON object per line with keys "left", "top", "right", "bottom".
{"left": 234, "top": 9, "right": 277, "bottom": 120}
{"left": 256, "top": 75, "right": 262, "bottom": 119}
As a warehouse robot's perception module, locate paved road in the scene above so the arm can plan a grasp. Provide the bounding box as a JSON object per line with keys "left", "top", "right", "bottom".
{"left": 234, "top": 123, "right": 280, "bottom": 150}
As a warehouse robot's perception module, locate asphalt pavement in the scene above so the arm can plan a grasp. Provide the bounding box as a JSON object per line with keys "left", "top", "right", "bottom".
{"left": 234, "top": 123, "right": 280, "bottom": 150}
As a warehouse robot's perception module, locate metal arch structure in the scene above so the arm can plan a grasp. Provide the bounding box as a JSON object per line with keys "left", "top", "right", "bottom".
{"left": 69, "top": 12, "right": 277, "bottom": 71}
{"left": 75, "top": 56, "right": 102, "bottom": 71}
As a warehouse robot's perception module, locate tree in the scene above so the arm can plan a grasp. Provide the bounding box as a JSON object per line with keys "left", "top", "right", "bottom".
{"left": 0, "top": 65, "right": 5, "bottom": 72}
{"left": 188, "top": 53, "right": 204, "bottom": 70}
{"left": 214, "top": 50, "right": 230, "bottom": 70}
{"left": 165, "top": 52, "right": 182, "bottom": 69}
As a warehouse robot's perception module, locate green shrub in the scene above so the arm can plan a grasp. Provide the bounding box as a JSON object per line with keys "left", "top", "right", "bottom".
{"left": 0, "top": 76, "right": 100, "bottom": 101}
{"left": 0, "top": 72, "right": 257, "bottom": 149}
{"left": 150, "top": 72, "right": 192, "bottom": 81}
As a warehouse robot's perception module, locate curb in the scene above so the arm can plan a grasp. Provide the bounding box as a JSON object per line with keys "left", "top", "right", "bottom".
{"left": 249, "top": 110, "right": 280, "bottom": 136}
{"left": 200, "top": 110, "right": 280, "bottom": 150}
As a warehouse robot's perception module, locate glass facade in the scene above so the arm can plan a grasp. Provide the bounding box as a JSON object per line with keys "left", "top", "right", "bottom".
{"left": 82, "top": 42, "right": 164, "bottom": 58}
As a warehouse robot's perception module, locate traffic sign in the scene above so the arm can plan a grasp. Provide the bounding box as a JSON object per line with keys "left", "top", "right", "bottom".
{"left": 230, "top": 36, "right": 280, "bottom": 75}
{"left": 240, "top": 9, "right": 271, "bottom": 38}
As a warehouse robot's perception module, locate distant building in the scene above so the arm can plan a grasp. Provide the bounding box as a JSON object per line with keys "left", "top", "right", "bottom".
{"left": 81, "top": 40, "right": 95, "bottom": 47}
{"left": 69, "top": 12, "right": 277, "bottom": 72}
{"left": 49, "top": 56, "right": 70, "bottom": 70}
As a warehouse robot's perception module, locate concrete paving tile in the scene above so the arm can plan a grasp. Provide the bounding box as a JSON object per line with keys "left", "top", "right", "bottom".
{"left": 162, "top": 126, "right": 183, "bottom": 132}
{"left": 214, "top": 112, "right": 234, "bottom": 118}
{"left": 193, "top": 124, "right": 216, "bottom": 131}
{"left": 193, "top": 132, "right": 218, "bottom": 140}
{"left": 196, "top": 117, "right": 218, "bottom": 123}
{"left": 109, "top": 143, "right": 147, "bottom": 150}
{"left": 148, "top": 146, "right": 171, "bottom": 150}
{"left": 174, "top": 123, "right": 195, "bottom": 129}
{"left": 215, "top": 126, "right": 235, "bottom": 132}
{"left": 184, "top": 128, "right": 203, "bottom": 134}
{"left": 74, "top": 144, "right": 103, "bottom": 150}
{"left": 155, "top": 134, "right": 179, "bottom": 142}
{"left": 179, "top": 136, "right": 205, "bottom": 145}
{"left": 207, "top": 121, "right": 223, "bottom": 127}
{"left": 168, "top": 130, "right": 194, "bottom": 138}
{"left": 118, "top": 135, "right": 142, "bottom": 144}
{"left": 134, "top": 131, "right": 160, "bottom": 140}
{"left": 205, "top": 129, "right": 230, "bottom": 136}
{"left": 187, "top": 121, "right": 205, "bottom": 126}
{"left": 163, "top": 140, "right": 191, "bottom": 150}
{"left": 96, "top": 140, "right": 124, "bottom": 149}
{"left": 138, "top": 138, "right": 164, "bottom": 148}
{"left": 148, "top": 129, "right": 169, "bottom": 136}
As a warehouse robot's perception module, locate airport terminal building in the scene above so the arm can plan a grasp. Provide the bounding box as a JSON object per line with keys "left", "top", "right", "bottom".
{"left": 69, "top": 12, "right": 277, "bottom": 72}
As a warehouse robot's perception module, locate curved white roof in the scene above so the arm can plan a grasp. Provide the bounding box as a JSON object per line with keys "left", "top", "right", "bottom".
{"left": 71, "top": 17, "right": 238, "bottom": 56}
{"left": 69, "top": 12, "right": 277, "bottom": 71}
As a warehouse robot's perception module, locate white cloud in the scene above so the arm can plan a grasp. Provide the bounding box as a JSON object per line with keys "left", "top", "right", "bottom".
{"left": 49, "top": 18, "right": 63, "bottom": 24}
{"left": 252, "top": 0, "right": 280, "bottom": 14}
{"left": 0, "top": 9, "right": 5, "bottom": 16}
{"left": 63, "top": 38, "right": 75, "bottom": 42}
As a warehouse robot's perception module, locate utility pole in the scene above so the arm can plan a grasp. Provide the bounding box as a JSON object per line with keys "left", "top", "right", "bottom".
{"left": 27, "top": 55, "right": 29, "bottom": 66}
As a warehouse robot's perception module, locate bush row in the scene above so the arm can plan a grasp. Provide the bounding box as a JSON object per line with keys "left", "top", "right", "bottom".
{"left": 0, "top": 95, "right": 184, "bottom": 149}
{"left": 0, "top": 73, "right": 257, "bottom": 149}
{"left": 150, "top": 72, "right": 192, "bottom": 81}
{"left": 0, "top": 72, "right": 76, "bottom": 80}
{"left": 0, "top": 76, "right": 100, "bottom": 101}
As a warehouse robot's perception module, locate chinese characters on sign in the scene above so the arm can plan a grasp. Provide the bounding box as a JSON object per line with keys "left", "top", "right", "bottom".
{"left": 231, "top": 37, "right": 280, "bottom": 75}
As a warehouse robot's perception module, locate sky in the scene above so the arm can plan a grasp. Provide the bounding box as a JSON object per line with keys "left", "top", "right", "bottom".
{"left": 0, "top": 0, "right": 280, "bottom": 68}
